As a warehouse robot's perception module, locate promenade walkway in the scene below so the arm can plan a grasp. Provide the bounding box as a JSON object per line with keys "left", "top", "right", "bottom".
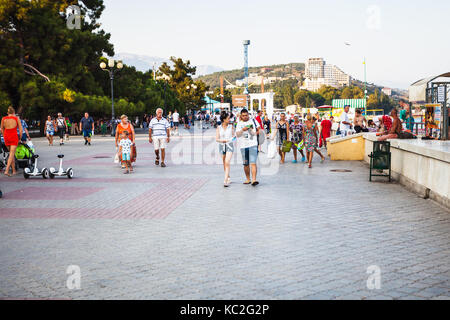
{"left": 0, "top": 127, "right": 449, "bottom": 299}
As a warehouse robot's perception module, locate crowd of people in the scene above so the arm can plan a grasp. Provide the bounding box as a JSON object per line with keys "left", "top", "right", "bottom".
{"left": 1, "top": 101, "right": 420, "bottom": 180}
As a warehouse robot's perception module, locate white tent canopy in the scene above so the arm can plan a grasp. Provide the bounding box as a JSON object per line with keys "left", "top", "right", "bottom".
{"left": 409, "top": 72, "right": 450, "bottom": 103}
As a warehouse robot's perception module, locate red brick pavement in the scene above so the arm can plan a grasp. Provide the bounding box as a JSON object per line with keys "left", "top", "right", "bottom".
{"left": 0, "top": 177, "right": 207, "bottom": 219}
{"left": 4, "top": 186, "right": 103, "bottom": 200}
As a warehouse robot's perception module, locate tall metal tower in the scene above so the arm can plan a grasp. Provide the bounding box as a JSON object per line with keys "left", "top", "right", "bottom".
{"left": 243, "top": 40, "right": 250, "bottom": 107}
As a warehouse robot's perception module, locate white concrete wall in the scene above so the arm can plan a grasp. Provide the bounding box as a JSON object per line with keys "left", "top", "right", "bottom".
{"left": 364, "top": 134, "right": 450, "bottom": 208}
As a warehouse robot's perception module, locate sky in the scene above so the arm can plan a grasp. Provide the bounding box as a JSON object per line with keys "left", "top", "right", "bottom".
{"left": 99, "top": 0, "right": 450, "bottom": 89}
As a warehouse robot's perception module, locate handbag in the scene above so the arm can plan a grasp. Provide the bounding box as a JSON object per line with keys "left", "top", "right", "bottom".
{"left": 114, "top": 148, "right": 119, "bottom": 164}
{"left": 267, "top": 140, "right": 277, "bottom": 159}
{"left": 281, "top": 140, "right": 292, "bottom": 153}
{"left": 295, "top": 140, "right": 305, "bottom": 151}
{"left": 131, "top": 144, "right": 137, "bottom": 163}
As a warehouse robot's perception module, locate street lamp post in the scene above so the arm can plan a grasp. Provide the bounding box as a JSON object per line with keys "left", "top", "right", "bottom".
{"left": 100, "top": 58, "right": 123, "bottom": 136}
{"left": 363, "top": 57, "right": 367, "bottom": 116}
{"left": 186, "top": 84, "right": 197, "bottom": 111}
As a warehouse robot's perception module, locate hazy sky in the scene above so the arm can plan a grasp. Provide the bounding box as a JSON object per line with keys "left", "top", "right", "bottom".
{"left": 100, "top": 0, "right": 450, "bottom": 89}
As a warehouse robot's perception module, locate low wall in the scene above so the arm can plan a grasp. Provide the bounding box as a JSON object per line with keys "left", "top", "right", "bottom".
{"left": 363, "top": 133, "right": 450, "bottom": 209}
{"left": 327, "top": 133, "right": 365, "bottom": 161}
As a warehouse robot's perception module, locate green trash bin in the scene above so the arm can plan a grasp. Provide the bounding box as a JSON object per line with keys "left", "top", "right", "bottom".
{"left": 369, "top": 141, "right": 391, "bottom": 182}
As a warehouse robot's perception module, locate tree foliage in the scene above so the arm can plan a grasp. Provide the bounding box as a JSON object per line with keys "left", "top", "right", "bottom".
{"left": 0, "top": 0, "right": 208, "bottom": 134}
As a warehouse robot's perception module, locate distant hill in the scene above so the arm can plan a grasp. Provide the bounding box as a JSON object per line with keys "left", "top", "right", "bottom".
{"left": 197, "top": 63, "right": 305, "bottom": 88}
{"left": 114, "top": 52, "right": 224, "bottom": 76}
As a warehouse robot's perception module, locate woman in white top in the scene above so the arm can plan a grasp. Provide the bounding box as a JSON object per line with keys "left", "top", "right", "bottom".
{"left": 215, "top": 111, "right": 235, "bottom": 187}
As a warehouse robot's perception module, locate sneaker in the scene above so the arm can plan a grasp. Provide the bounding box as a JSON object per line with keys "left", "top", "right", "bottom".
{"left": 292, "top": 160, "right": 298, "bottom": 163}
{"left": 88, "top": 142, "right": 91, "bottom": 146}
{"left": 301, "top": 156, "right": 306, "bottom": 162}
{"left": 84, "top": 140, "right": 88, "bottom": 145}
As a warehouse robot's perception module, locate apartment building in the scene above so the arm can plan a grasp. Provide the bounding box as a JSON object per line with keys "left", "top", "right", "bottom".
{"left": 303, "top": 58, "right": 351, "bottom": 91}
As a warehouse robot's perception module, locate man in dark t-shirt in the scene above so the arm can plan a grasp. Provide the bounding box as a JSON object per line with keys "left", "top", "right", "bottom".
{"left": 79, "top": 112, "right": 94, "bottom": 145}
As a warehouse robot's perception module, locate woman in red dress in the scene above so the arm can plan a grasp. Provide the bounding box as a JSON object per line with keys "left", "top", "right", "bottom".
{"left": 1, "top": 106, "right": 23, "bottom": 176}
{"left": 319, "top": 116, "right": 332, "bottom": 148}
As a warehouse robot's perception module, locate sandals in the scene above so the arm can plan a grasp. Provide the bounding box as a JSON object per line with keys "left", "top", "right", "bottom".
{"left": 243, "top": 181, "right": 251, "bottom": 185}
{"left": 251, "top": 181, "right": 259, "bottom": 186}
{"left": 161, "top": 162, "right": 166, "bottom": 168}
{"left": 155, "top": 158, "right": 159, "bottom": 165}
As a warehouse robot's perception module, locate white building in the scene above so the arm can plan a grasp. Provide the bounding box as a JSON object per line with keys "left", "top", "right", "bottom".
{"left": 382, "top": 87, "right": 392, "bottom": 96}
{"left": 302, "top": 58, "right": 351, "bottom": 91}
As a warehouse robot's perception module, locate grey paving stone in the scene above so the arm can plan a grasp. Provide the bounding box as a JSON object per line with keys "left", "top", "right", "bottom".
{"left": 0, "top": 130, "right": 449, "bottom": 299}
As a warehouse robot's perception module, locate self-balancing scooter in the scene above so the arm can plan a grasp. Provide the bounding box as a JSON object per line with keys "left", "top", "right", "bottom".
{"left": 49, "top": 149, "right": 74, "bottom": 179}
{"left": 23, "top": 154, "right": 49, "bottom": 179}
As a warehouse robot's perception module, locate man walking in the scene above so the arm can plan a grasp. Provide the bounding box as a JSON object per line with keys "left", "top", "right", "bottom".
{"left": 172, "top": 109, "right": 180, "bottom": 136}
{"left": 79, "top": 112, "right": 94, "bottom": 145}
{"left": 149, "top": 108, "right": 170, "bottom": 167}
{"left": 339, "top": 105, "right": 352, "bottom": 137}
{"left": 236, "top": 109, "right": 260, "bottom": 186}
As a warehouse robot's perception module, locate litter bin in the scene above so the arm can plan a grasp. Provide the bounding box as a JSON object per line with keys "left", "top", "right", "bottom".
{"left": 369, "top": 141, "right": 391, "bottom": 182}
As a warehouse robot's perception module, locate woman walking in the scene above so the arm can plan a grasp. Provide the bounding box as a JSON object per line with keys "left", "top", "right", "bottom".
{"left": 290, "top": 114, "right": 305, "bottom": 163}
{"left": 1, "top": 106, "right": 22, "bottom": 176}
{"left": 45, "top": 115, "right": 56, "bottom": 146}
{"left": 303, "top": 114, "right": 321, "bottom": 168}
{"left": 272, "top": 113, "right": 289, "bottom": 164}
{"left": 312, "top": 117, "right": 326, "bottom": 163}
{"left": 216, "top": 111, "right": 235, "bottom": 187}
{"left": 115, "top": 115, "right": 136, "bottom": 169}
{"left": 56, "top": 113, "right": 68, "bottom": 146}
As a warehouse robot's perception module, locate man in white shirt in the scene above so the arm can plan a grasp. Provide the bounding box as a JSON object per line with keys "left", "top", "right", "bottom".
{"left": 172, "top": 109, "right": 180, "bottom": 136}
{"left": 236, "top": 109, "right": 260, "bottom": 186}
{"left": 339, "top": 105, "right": 352, "bottom": 137}
{"left": 149, "top": 108, "right": 170, "bottom": 167}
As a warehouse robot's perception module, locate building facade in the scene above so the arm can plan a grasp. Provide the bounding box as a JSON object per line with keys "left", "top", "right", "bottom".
{"left": 303, "top": 58, "right": 351, "bottom": 91}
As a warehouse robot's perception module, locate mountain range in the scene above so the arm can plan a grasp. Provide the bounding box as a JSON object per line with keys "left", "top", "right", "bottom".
{"left": 114, "top": 53, "right": 224, "bottom": 77}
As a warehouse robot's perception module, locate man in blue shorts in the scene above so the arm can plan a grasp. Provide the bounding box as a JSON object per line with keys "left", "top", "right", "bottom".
{"left": 79, "top": 112, "right": 94, "bottom": 145}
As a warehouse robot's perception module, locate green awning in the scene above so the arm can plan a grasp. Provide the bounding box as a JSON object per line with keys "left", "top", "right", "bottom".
{"left": 332, "top": 99, "right": 366, "bottom": 109}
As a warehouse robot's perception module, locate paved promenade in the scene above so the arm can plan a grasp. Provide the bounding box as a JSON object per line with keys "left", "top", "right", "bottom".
{"left": 0, "top": 127, "right": 449, "bottom": 299}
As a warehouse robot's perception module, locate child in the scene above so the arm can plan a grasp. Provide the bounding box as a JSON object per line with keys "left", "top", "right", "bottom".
{"left": 118, "top": 130, "right": 133, "bottom": 174}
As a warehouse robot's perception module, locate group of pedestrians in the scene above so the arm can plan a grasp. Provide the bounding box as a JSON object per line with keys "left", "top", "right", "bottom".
{"left": 216, "top": 109, "right": 260, "bottom": 187}
{"left": 270, "top": 113, "right": 326, "bottom": 168}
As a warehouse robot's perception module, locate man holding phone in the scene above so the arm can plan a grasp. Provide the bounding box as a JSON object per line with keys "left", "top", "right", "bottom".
{"left": 236, "top": 109, "right": 260, "bottom": 186}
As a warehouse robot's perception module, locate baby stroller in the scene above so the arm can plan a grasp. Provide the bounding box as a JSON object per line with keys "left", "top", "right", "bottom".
{"left": 0, "top": 136, "right": 10, "bottom": 170}
{"left": 15, "top": 141, "right": 36, "bottom": 171}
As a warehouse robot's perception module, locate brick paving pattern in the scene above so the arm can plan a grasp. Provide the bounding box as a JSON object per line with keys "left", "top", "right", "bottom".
{"left": 0, "top": 128, "right": 449, "bottom": 300}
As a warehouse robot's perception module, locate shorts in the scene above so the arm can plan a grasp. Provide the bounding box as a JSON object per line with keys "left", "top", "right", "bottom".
{"left": 83, "top": 129, "right": 92, "bottom": 138}
{"left": 58, "top": 127, "right": 65, "bottom": 138}
{"left": 240, "top": 146, "right": 258, "bottom": 166}
{"left": 20, "top": 133, "right": 27, "bottom": 142}
{"left": 153, "top": 136, "right": 166, "bottom": 150}
{"left": 46, "top": 131, "right": 54, "bottom": 136}
{"left": 174, "top": 122, "right": 179, "bottom": 127}
{"left": 122, "top": 152, "right": 130, "bottom": 161}
{"left": 219, "top": 143, "right": 234, "bottom": 155}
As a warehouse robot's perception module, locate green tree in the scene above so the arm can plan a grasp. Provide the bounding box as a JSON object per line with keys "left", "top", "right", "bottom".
{"left": 317, "top": 85, "right": 340, "bottom": 105}
{"left": 294, "top": 90, "right": 310, "bottom": 107}
{"left": 159, "top": 57, "right": 209, "bottom": 111}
